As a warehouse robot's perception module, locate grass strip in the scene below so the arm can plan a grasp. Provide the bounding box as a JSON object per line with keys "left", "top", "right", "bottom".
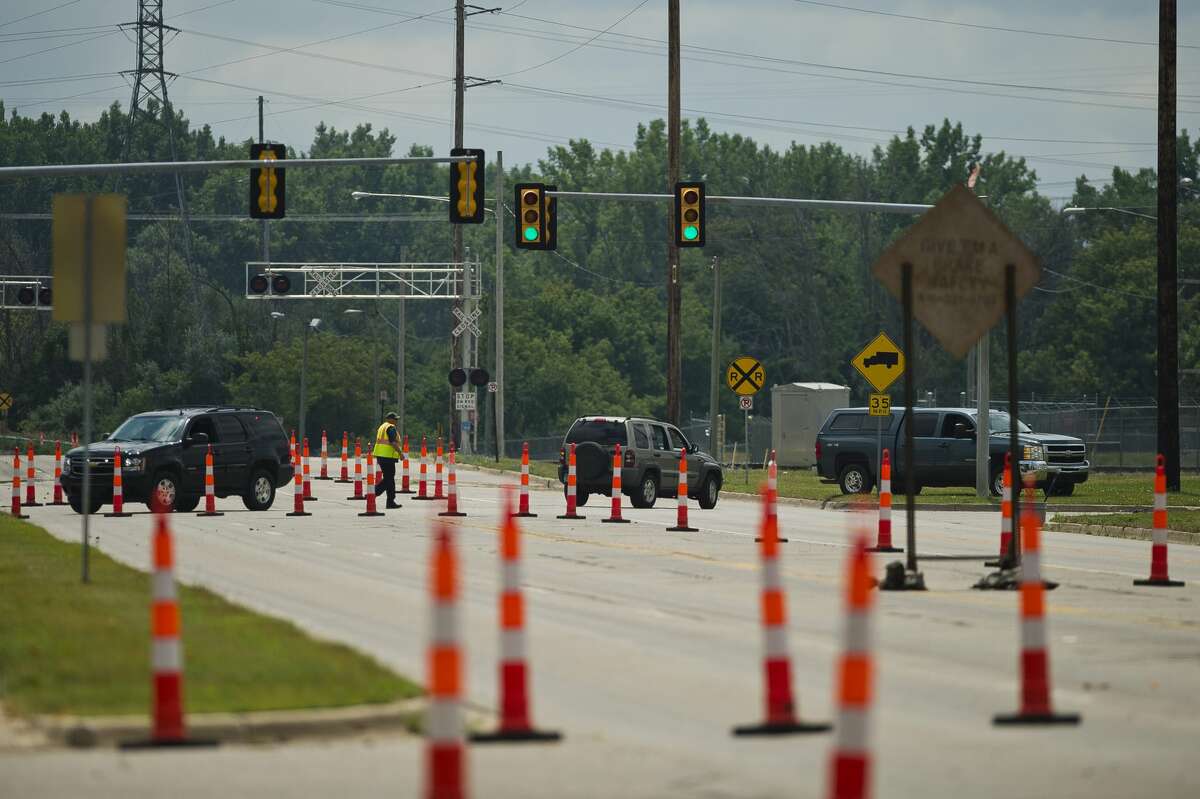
{"left": 1053, "top": 509, "right": 1200, "bottom": 534}
{"left": 0, "top": 515, "right": 419, "bottom": 717}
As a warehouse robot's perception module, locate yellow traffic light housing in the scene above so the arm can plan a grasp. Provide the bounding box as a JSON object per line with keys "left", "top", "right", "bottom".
{"left": 515, "top": 183, "right": 544, "bottom": 249}
{"left": 449, "top": 147, "right": 485, "bottom": 224}
{"left": 250, "top": 143, "right": 286, "bottom": 220}
{"left": 675, "top": 181, "right": 705, "bottom": 247}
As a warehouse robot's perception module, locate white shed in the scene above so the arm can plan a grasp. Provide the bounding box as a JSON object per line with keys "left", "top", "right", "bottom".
{"left": 771, "top": 382, "right": 851, "bottom": 467}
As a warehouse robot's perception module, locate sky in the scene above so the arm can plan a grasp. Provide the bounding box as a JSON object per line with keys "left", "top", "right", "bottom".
{"left": 1, "top": 0, "right": 1197, "bottom": 201}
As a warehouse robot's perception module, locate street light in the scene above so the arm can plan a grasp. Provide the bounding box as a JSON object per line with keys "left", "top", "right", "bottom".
{"left": 299, "top": 317, "right": 321, "bottom": 447}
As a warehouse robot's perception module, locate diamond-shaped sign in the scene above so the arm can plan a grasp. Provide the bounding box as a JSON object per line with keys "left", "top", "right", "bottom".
{"left": 871, "top": 184, "right": 1041, "bottom": 358}
{"left": 852, "top": 332, "right": 904, "bottom": 393}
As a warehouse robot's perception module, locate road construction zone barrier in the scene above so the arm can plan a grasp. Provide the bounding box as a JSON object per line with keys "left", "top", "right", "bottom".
{"left": 415, "top": 437, "right": 433, "bottom": 500}
{"left": 868, "top": 449, "right": 900, "bottom": 553}
{"left": 105, "top": 446, "right": 133, "bottom": 517}
{"left": 434, "top": 439, "right": 446, "bottom": 500}
{"left": 347, "top": 438, "right": 365, "bottom": 501}
{"left": 471, "top": 489, "right": 561, "bottom": 743}
{"left": 287, "top": 448, "right": 311, "bottom": 517}
{"left": 358, "top": 449, "right": 384, "bottom": 517}
{"left": 827, "top": 521, "right": 876, "bottom": 799}
{"left": 290, "top": 430, "right": 297, "bottom": 463}
{"left": 24, "top": 442, "right": 41, "bottom": 507}
{"left": 400, "top": 435, "right": 414, "bottom": 494}
{"left": 667, "top": 449, "right": 698, "bottom": 532}
{"left": 196, "top": 445, "right": 223, "bottom": 517}
{"left": 999, "top": 453, "right": 1014, "bottom": 560}
{"left": 10, "top": 447, "right": 28, "bottom": 519}
{"left": 50, "top": 441, "right": 66, "bottom": 505}
{"left": 439, "top": 445, "right": 465, "bottom": 518}
{"left": 318, "top": 430, "right": 330, "bottom": 480}
{"left": 734, "top": 484, "right": 830, "bottom": 736}
{"left": 1134, "top": 454, "right": 1186, "bottom": 588}
{"left": 425, "top": 522, "right": 467, "bottom": 799}
{"left": 602, "top": 443, "right": 629, "bottom": 524}
{"left": 121, "top": 509, "right": 216, "bottom": 749}
{"left": 516, "top": 442, "right": 536, "bottom": 518}
{"left": 302, "top": 439, "right": 318, "bottom": 502}
{"left": 755, "top": 451, "right": 788, "bottom": 544}
{"left": 557, "top": 442, "right": 584, "bottom": 520}
{"left": 993, "top": 475, "right": 1080, "bottom": 727}
{"left": 336, "top": 432, "right": 351, "bottom": 483}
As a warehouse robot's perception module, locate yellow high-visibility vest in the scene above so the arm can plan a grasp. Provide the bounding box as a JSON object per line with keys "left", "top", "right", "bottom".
{"left": 373, "top": 422, "right": 399, "bottom": 459}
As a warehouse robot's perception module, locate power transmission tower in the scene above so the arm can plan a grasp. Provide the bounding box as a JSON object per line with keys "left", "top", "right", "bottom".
{"left": 120, "top": 1, "right": 194, "bottom": 274}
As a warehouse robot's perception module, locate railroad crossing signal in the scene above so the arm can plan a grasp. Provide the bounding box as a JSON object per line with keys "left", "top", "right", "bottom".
{"left": 249, "top": 143, "right": 286, "bottom": 220}
{"left": 852, "top": 332, "right": 905, "bottom": 393}
{"left": 675, "top": 181, "right": 705, "bottom": 247}
{"left": 448, "top": 148, "right": 485, "bottom": 224}
{"left": 726, "top": 356, "right": 765, "bottom": 396}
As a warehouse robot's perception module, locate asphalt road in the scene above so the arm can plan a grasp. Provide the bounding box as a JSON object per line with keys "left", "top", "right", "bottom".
{"left": 4, "top": 460, "right": 1199, "bottom": 798}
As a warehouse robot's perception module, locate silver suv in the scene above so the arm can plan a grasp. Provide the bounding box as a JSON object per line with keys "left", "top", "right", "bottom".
{"left": 557, "top": 416, "right": 724, "bottom": 509}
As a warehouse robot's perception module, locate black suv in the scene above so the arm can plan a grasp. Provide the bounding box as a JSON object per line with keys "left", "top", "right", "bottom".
{"left": 60, "top": 407, "right": 294, "bottom": 514}
{"left": 557, "top": 416, "right": 724, "bottom": 510}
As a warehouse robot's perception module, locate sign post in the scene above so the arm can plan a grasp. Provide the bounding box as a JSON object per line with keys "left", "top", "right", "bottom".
{"left": 727, "top": 356, "right": 765, "bottom": 480}
{"left": 871, "top": 184, "right": 1041, "bottom": 591}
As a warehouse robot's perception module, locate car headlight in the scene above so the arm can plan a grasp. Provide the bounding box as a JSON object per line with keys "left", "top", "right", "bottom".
{"left": 1022, "top": 446, "right": 1043, "bottom": 462}
{"left": 123, "top": 456, "right": 145, "bottom": 472}
{"left": 62, "top": 459, "right": 71, "bottom": 475}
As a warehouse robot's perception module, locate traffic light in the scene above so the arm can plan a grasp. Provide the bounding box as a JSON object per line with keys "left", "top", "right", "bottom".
{"left": 250, "top": 143, "right": 286, "bottom": 220}
{"left": 449, "top": 147, "right": 485, "bottom": 224}
{"left": 675, "top": 181, "right": 705, "bottom": 247}
{"left": 543, "top": 184, "right": 558, "bottom": 251}
{"left": 515, "top": 183, "right": 544, "bottom": 249}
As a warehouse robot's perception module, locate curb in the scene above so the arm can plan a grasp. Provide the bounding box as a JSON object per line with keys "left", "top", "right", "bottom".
{"left": 1044, "top": 522, "right": 1200, "bottom": 547}
{"left": 30, "top": 698, "right": 425, "bottom": 749}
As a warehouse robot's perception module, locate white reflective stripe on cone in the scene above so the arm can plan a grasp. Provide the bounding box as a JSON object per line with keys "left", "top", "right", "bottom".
{"left": 1154, "top": 492, "right": 1167, "bottom": 511}
{"left": 152, "top": 571, "right": 176, "bottom": 601}
{"left": 880, "top": 479, "right": 890, "bottom": 494}
{"left": 1001, "top": 515, "right": 1011, "bottom": 532}
{"left": 762, "top": 625, "right": 789, "bottom": 659}
{"left": 879, "top": 506, "right": 890, "bottom": 522}
{"left": 426, "top": 699, "right": 462, "bottom": 742}
{"left": 501, "top": 561, "right": 521, "bottom": 590}
{"left": 1152, "top": 528, "right": 1168, "bottom": 546}
{"left": 834, "top": 707, "right": 870, "bottom": 751}
{"left": 761, "top": 558, "right": 782, "bottom": 591}
{"left": 1022, "top": 550, "right": 1042, "bottom": 583}
{"left": 152, "top": 638, "right": 183, "bottom": 672}
{"left": 432, "top": 604, "right": 459, "bottom": 644}
{"left": 844, "top": 610, "right": 872, "bottom": 655}
{"left": 1021, "top": 618, "right": 1047, "bottom": 651}
{"left": 500, "top": 629, "right": 526, "bottom": 661}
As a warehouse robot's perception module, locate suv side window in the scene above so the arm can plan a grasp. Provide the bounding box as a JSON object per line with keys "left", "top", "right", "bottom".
{"left": 900, "top": 412, "right": 939, "bottom": 438}
{"left": 245, "top": 413, "right": 285, "bottom": 440}
{"left": 941, "top": 413, "right": 974, "bottom": 438}
{"left": 829, "top": 413, "right": 863, "bottom": 431}
{"left": 215, "top": 415, "right": 247, "bottom": 443}
{"left": 651, "top": 424, "right": 670, "bottom": 451}
{"left": 632, "top": 423, "right": 650, "bottom": 449}
{"left": 668, "top": 427, "right": 688, "bottom": 451}
{"left": 189, "top": 415, "right": 218, "bottom": 442}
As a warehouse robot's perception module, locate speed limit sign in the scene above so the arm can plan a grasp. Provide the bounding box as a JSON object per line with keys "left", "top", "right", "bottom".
{"left": 739, "top": 395, "right": 753, "bottom": 411}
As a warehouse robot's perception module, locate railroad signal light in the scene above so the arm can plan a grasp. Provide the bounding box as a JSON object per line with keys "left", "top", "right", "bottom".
{"left": 448, "top": 147, "right": 486, "bottom": 224}
{"left": 270, "top": 274, "right": 291, "bottom": 295}
{"left": 249, "top": 274, "right": 269, "bottom": 294}
{"left": 515, "top": 183, "right": 544, "bottom": 249}
{"left": 16, "top": 285, "right": 35, "bottom": 305}
{"left": 249, "top": 143, "right": 286, "bottom": 220}
{"left": 675, "top": 181, "right": 705, "bottom": 247}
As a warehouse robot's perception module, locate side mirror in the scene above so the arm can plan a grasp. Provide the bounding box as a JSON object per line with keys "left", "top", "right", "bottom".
{"left": 688, "top": 442, "right": 699, "bottom": 453}
{"left": 101, "top": 432, "right": 111, "bottom": 440}
{"left": 187, "top": 432, "right": 210, "bottom": 448}
{"left": 953, "top": 423, "right": 974, "bottom": 438}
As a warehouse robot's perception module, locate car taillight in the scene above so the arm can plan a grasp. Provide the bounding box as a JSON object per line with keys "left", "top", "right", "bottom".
{"left": 815, "top": 440, "right": 822, "bottom": 462}
{"left": 559, "top": 448, "right": 566, "bottom": 465}
{"left": 624, "top": 448, "right": 635, "bottom": 467}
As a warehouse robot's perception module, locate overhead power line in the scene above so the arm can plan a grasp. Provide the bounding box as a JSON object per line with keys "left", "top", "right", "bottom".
{"left": 0, "top": 0, "right": 83, "bottom": 31}
{"left": 496, "top": 0, "right": 652, "bottom": 78}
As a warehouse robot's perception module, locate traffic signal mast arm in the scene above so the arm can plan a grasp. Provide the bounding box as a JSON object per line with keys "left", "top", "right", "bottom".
{"left": 0, "top": 155, "right": 479, "bottom": 180}
{"left": 545, "top": 190, "right": 933, "bottom": 215}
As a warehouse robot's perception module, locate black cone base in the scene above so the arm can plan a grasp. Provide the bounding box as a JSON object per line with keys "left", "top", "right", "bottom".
{"left": 335, "top": 479, "right": 352, "bottom": 484}
{"left": 867, "top": 546, "right": 902, "bottom": 553}
{"left": 1134, "top": 577, "right": 1186, "bottom": 587}
{"left": 469, "top": 728, "right": 563, "bottom": 744}
{"left": 120, "top": 737, "right": 219, "bottom": 750}
{"left": 413, "top": 496, "right": 436, "bottom": 501}
{"left": 48, "top": 501, "right": 69, "bottom": 506}
{"left": 346, "top": 496, "right": 366, "bottom": 501}
{"left": 755, "top": 537, "right": 790, "bottom": 543}
{"left": 668, "top": 525, "right": 699, "bottom": 532}
{"left": 104, "top": 512, "right": 134, "bottom": 518}
{"left": 993, "top": 712, "right": 1081, "bottom": 726}
{"left": 556, "top": 513, "right": 585, "bottom": 520}
{"left": 24, "top": 501, "right": 43, "bottom": 507}
{"left": 304, "top": 496, "right": 319, "bottom": 502}
{"left": 286, "top": 511, "right": 312, "bottom": 517}
{"left": 195, "top": 511, "right": 224, "bottom": 517}
{"left": 732, "top": 720, "right": 832, "bottom": 737}
{"left": 439, "top": 511, "right": 467, "bottom": 517}
{"left": 358, "top": 511, "right": 385, "bottom": 517}
{"left": 515, "top": 512, "right": 538, "bottom": 518}
{"left": 316, "top": 477, "right": 332, "bottom": 481}
{"left": 602, "top": 517, "right": 631, "bottom": 524}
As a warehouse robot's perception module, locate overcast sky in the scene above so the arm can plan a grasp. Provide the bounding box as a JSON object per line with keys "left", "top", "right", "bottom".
{"left": 2, "top": 0, "right": 1197, "bottom": 199}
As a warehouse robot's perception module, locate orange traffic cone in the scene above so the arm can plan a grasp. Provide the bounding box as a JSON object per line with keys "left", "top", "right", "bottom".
{"left": 515, "top": 442, "right": 537, "bottom": 518}
{"left": 10, "top": 447, "right": 29, "bottom": 519}
{"left": 993, "top": 475, "right": 1081, "bottom": 726}
{"left": 24, "top": 442, "right": 42, "bottom": 507}
{"left": 104, "top": 446, "right": 134, "bottom": 517}
{"left": 336, "top": 431, "right": 351, "bottom": 483}
{"left": 867, "top": 449, "right": 900, "bottom": 552}
{"left": 347, "top": 438, "right": 365, "bottom": 501}
{"left": 439, "top": 445, "right": 466, "bottom": 517}
{"left": 1134, "top": 454, "right": 1185, "bottom": 587}
{"left": 556, "top": 442, "right": 585, "bottom": 520}
{"left": 415, "top": 437, "right": 434, "bottom": 501}
{"left": 826, "top": 521, "right": 876, "bottom": 799}
{"left": 400, "top": 435, "right": 414, "bottom": 494}
{"left": 755, "top": 452, "right": 788, "bottom": 543}
{"left": 196, "top": 444, "right": 223, "bottom": 517}
{"left": 359, "top": 449, "right": 385, "bottom": 517}
{"left": 287, "top": 448, "right": 311, "bottom": 517}
{"left": 434, "top": 438, "right": 446, "bottom": 500}
{"left": 734, "top": 485, "right": 830, "bottom": 736}
{"left": 302, "top": 438, "right": 318, "bottom": 502}
{"left": 601, "top": 443, "right": 630, "bottom": 524}
{"left": 425, "top": 522, "right": 467, "bottom": 799}
{"left": 666, "top": 449, "right": 698, "bottom": 532}
{"left": 50, "top": 441, "right": 67, "bottom": 506}
{"left": 318, "top": 430, "right": 331, "bottom": 479}
{"left": 470, "top": 489, "right": 562, "bottom": 743}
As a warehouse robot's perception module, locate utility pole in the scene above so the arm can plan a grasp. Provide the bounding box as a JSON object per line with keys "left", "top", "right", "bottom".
{"left": 451, "top": 0, "right": 466, "bottom": 452}
{"left": 666, "top": 0, "right": 682, "bottom": 425}
{"left": 258, "top": 95, "right": 269, "bottom": 274}
{"left": 495, "top": 149, "right": 505, "bottom": 461}
{"left": 708, "top": 255, "right": 721, "bottom": 452}
{"left": 1158, "top": 0, "right": 1181, "bottom": 491}
{"left": 397, "top": 298, "right": 405, "bottom": 436}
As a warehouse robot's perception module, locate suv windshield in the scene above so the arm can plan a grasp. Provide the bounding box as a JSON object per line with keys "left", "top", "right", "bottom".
{"left": 978, "top": 411, "right": 1033, "bottom": 434}
{"left": 566, "top": 419, "right": 628, "bottom": 446}
{"left": 109, "top": 415, "right": 186, "bottom": 443}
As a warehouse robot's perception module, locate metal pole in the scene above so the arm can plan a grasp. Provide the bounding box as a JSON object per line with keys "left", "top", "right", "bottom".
{"left": 902, "top": 262, "right": 918, "bottom": 573}
{"left": 708, "top": 255, "right": 721, "bottom": 451}
{"left": 397, "top": 299, "right": 405, "bottom": 436}
{"left": 80, "top": 197, "right": 94, "bottom": 584}
{"left": 1005, "top": 264, "right": 1022, "bottom": 567}
{"left": 743, "top": 408, "right": 749, "bottom": 486}
{"left": 495, "top": 149, "right": 505, "bottom": 462}
{"left": 299, "top": 322, "right": 308, "bottom": 447}
{"left": 976, "top": 332, "right": 991, "bottom": 497}
{"left": 450, "top": 0, "right": 465, "bottom": 451}
{"left": 1158, "top": 0, "right": 1181, "bottom": 491}
{"left": 665, "top": 0, "right": 682, "bottom": 425}
{"left": 259, "top": 96, "right": 269, "bottom": 271}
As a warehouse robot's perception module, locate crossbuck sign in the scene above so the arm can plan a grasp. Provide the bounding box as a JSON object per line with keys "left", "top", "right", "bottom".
{"left": 452, "top": 306, "right": 482, "bottom": 338}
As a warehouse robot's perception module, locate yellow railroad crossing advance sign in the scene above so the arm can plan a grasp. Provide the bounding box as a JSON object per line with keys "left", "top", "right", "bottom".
{"left": 726, "top": 356, "right": 765, "bottom": 396}
{"left": 852, "top": 332, "right": 905, "bottom": 393}
{"left": 0, "top": 392, "right": 11, "bottom": 413}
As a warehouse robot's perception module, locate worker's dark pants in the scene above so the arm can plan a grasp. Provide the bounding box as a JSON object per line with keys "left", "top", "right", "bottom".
{"left": 374, "top": 457, "right": 398, "bottom": 503}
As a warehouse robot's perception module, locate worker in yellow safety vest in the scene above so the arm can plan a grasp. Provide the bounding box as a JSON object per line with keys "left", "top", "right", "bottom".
{"left": 373, "top": 412, "right": 402, "bottom": 508}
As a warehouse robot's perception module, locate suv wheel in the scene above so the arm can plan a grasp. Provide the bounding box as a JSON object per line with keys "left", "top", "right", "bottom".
{"left": 698, "top": 473, "right": 720, "bottom": 510}
{"left": 150, "top": 471, "right": 181, "bottom": 512}
{"left": 174, "top": 495, "right": 201, "bottom": 513}
{"left": 243, "top": 469, "right": 276, "bottom": 511}
{"left": 838, "top": 463, "right": 872, "bottom": 494}
{"left": 563, "top": 484, "right": 590, "bottom": 508}
{"left": 990, "top": 466, "right": 1005, "bottom": 497}
{"left": 630, "top": 473, "right": 658, "bottom": 509}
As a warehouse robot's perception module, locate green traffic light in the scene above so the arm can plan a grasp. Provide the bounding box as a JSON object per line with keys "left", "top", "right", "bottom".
{"left": 683, "top": 225, "right": 699, "bottom": 241}
{"left": 523, "top": 226, "right": 539, "bottom": 242}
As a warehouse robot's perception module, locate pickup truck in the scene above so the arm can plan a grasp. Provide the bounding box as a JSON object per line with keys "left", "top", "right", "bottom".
{"left": 814, "top": 406, "right": 1090, "bottom": 497}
